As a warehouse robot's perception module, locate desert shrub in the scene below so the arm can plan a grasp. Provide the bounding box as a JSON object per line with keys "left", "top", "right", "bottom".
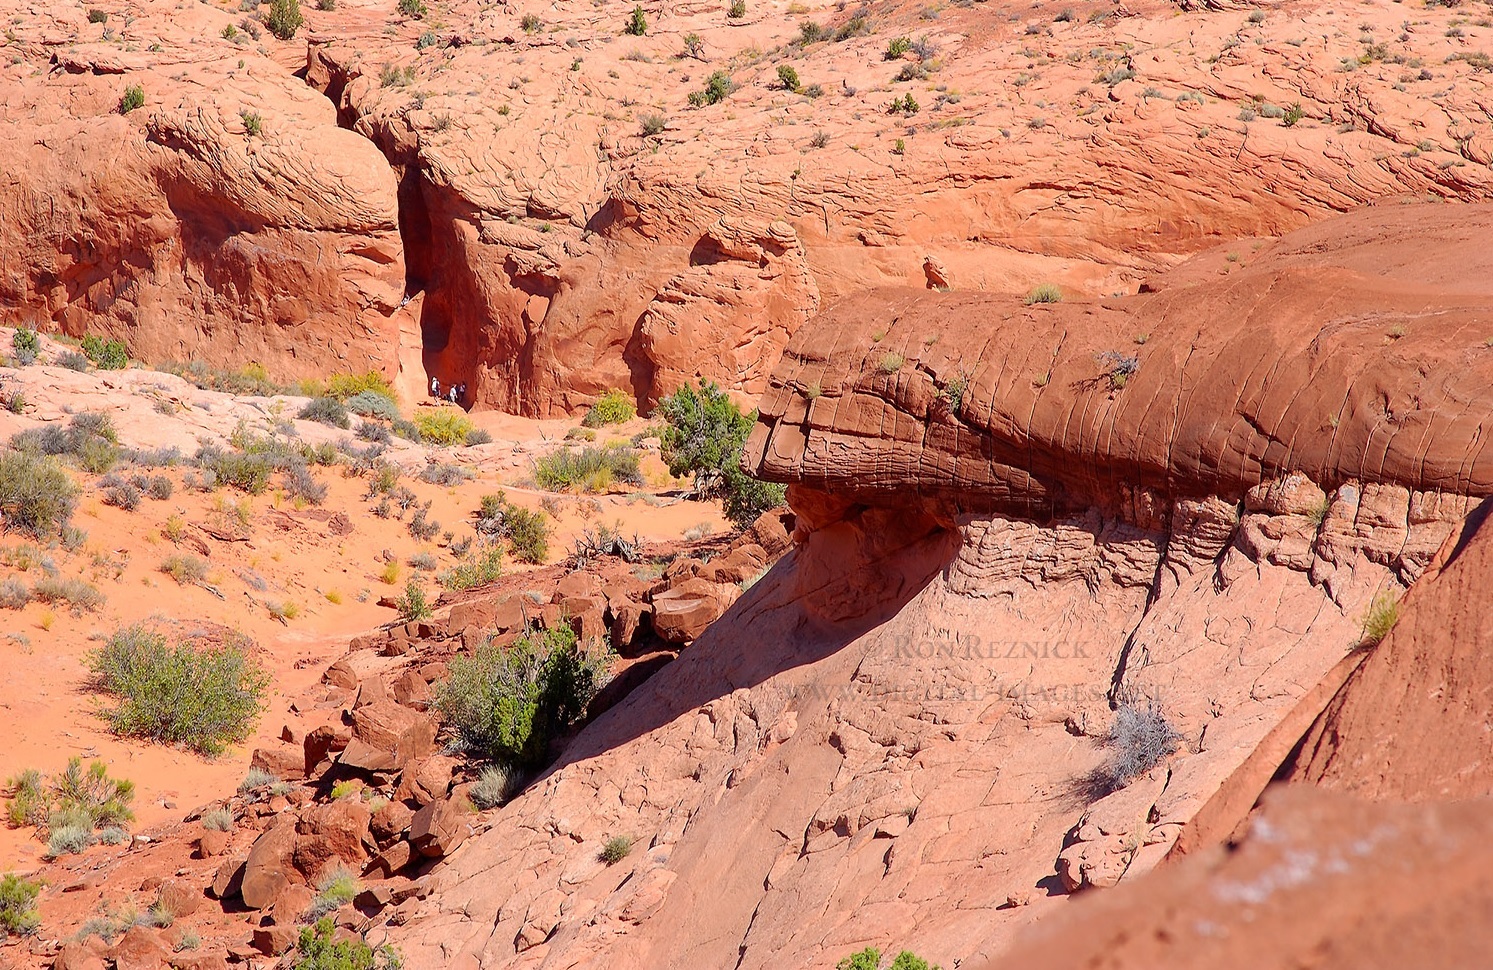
{"left": 392, "top": 417, "right": 423, "bottom": 442}
{"left": 357, "top": 421, "right": 393, "bottom": 444}
{"left": 438, "top": 546, "right": 504, "bottom": 591}
{"left": 521, "top": 12, "right": 541, "bottom": 31}
{"left": 160, "top": 554, "right": 208, "bottom": 585}
{"left": 777, "top": 64, "right": 801, "bottom": 91}
{"left": 56, "top": 350, "right": 90, "bottom": 372}
{"left": 624, "top": 4, "right": 646, "bottom": 34}
{"left": 533, "top": 444, "right": 641, "bottom": 493}
{"left": 728, "top": 0, "right": 745, "bottom": 17}
{"left": 0, "top": 872, "right": 41, "bottom": 937}
{"left": 49, "top": 758, "right": 135, "bottom": 829}
{"left": 474, "top": 493, "right": 552, "bottom": 563}
{"left": 799, "top": 19, "right": 827, "bottom": 42}
{"left": 469, "top": 764, "right": 518, "bottom": 809}
{"left": 321, "top": 371, "right": 396, "bottom": 401}
{"left": 688, "top": 70, "right": 735, "bottom": 106}
{"left": 886, "top": 35, "right": 911, "bottom": 58}
{"left": 408, "top": 551, "right": 438, "bottom": 572}
{"left": 32, "top": 575, "right": 104, "bottom": 612}
{"left": 640, "top": 112, "right": 667, "bottom": 135}
{"left": 267, "top": 600, "right": 299, "bottom": 622}
{"left": 1359, "top": 591, "right": 1400, "bottom": 648}
{"left": 118, "top": 84, "right": 144, "bottom": 114}
{"left": 11, "top": 329, "right": 40, "bottom": 364}
{"left": 0, "top": 578, "right": 30, "bottom": 610}
{"left": 1025, "top": 283, "right": 1062, "bottom": 304}
{"left": 5, "top": 769, "right": 48, "bottom": 827}
{"left": 239, "top": 767, "right": 278, "bottom": 792}
{"left": 201, "top": 808, "right": 233, "bottom": 831}
{"left": 600, "top": 835, "right": 634, "bottom": 865}
{"left": 1283, "top": 101, "right": 1304, "bottom": 126}
{"left": 265, "top": 0, "right": 303, "bottom": 38}
{"left": 837, "top": 949, "right": 942, "bottom": 970}
{"left": 88, "top": 625, "right": 270, "bottom": 756}
{"left": 414, "top": 411, "right": 474, "bottom": 446}
{"left": 102, "top": 482, "right": 143, "bottom": 511}
{"left": 398, "top": 579, "right": 432, "bottom": 620}
{"left": 282, "top": 464, "right": 328, "bottom": 505}
{"left": 195, "top": 446, "right": 273, "bottom": 493}
{"left": 656, "top": 378, "right": 785, "bottom": 528}
{"left": 298, "top": 397, "right": 351, "bottom": 429}
{"left": 398, "top": 0, "right": 426, "bottom": 16}
{"left": 345, "top": 389, "right": 400, "bottom": 421}
{"left": 419, "top": 462, "right": 474, "bottom": 486}
{"left": 307, "top": 864, "right": 359, "bottom": 919}
{"left": 1083, "top": 701, "right": 1182, "bottom": 796}
{"left": 293, "top": 918, "right": 402, "bottom": 970}
{"left": 465, "top": 427, "right": 493, "bottom": 446}
{"left": 1095, "top": 350, "right": 1140, "bottom": 390}
{"left": 433, "top": 624, "right": 610, "bottom": 768}
{"left": 146, "top": 475, "right": 174, "bottom": 500}
{"left": 0, "top": 452, "right": 78, "bottom": 537}
{"left": 47, "top": 825, "right": 93, "bottom": 857}
{"left": 80, "top": 335, "right": 128, "bottom": 370}
{"left": 407, "top": 503, "right": 440, "bottom": 540}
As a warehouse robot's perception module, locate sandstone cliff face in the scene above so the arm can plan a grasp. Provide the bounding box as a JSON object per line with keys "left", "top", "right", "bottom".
{"left": 0, "top": 3, "right": 408, "bottom": 381}
{"left": 363, "top": 206, "right": 1493, "bottom": 968}
{"left": 982, "top": 495, "right": 1493, "bottom": 970}
{"left": 303, "top": 0, "right": 1493, "bottom": 412}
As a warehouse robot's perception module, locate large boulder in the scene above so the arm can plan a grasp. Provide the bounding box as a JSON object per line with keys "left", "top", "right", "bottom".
{"left": 240, "top": 820, "right": 299, "bottom": 911}
{"left": 339, "top": 702, "right": 438, "bottom": 773}
{"left": 650, "top": 579, "right": 739, "bottom": 644}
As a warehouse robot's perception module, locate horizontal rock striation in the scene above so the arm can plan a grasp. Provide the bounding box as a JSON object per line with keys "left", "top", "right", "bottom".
{"left": 745, "top": 203, "right": 1493, "bottom": 516}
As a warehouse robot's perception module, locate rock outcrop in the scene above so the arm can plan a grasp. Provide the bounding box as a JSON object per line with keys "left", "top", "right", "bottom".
{"left": 335, "top": 204, "right": 1493, "bottom": 968}
{"left": 0, "top": 2, "right": 408, "bottom": 382}
{"left": 985, "top": 495, "right": 1493, "bottom": 970}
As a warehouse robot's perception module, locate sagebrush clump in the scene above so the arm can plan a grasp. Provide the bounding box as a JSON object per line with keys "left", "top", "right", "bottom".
{"left": 581, "top": 389, "right": 636, "bottom": 427}
{"left": 88, "top": 626, "right": 270, "bottom": 756}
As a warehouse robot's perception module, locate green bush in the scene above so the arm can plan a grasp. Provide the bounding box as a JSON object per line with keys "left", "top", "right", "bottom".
{"left": 80, "top": 335, "right": 128, "bottom": 370}
{"left": 398, "top": 0, "right": 427, "bottom": 15}
{"left": 1359, "top": 591, "right": 1400, "bottom": 648}
{"left": 1024, "top": 283, "right": 1062, "bottom": 304}
{"left": 118, "top": 84, "right": 144, "bottom": 114}
{"left": 307, "top": 864, "right": 359, "bottom": 919}
{"left": 776, "top": 64, "right": 801, "bottom": 91}
{"left": 625, "top": 4, "right": 647, "bottom": 34}
{"left": 0, "top": 452, "right": 78, "bottom": 537}
{"left": 533, "top": 444, "right": 641, "bottom": 493}
{"left": 414, "top": 410, "right": 474, "bottom": 446}
{"left": 438, "top": 546, "right": 503, "bottom": 591}
{"left": 600, "top": 835, "right": 634, "bottom": 865}
{"left": 345, "top": 390, "right": 400, "bottom": 421}
{"left": 195, "top": 445, "right": 273, "bottom": 494}
{"left": 475, "top": 493, "right": 552, "bottom": 564}
{"left": 10, "top": 411, "right": 120, "bottom": 473}
{"left": 293, "top": 918, "right": 402, "bottom": 970}
{"left": 688, "top": 70, "right": 735, "bottom": 106}
{"left": 728, "top": 0, "right": 745, "bottom": 17}
{"left": 265, "top": 0, "right": 304, "bottom": 38}
{"left": 581, "top": 389, "right": 636, "bottom": 428}
{"left": 299, "top": 397, "right": 351, "bottom": 429}
{"left": 886, "top": 35, "right": 911, "bottom": 58}
{"left": 48, "top": 758, "right": 135, "bottom": 830}
{"left": 0, "top": 872, "right": 40, "bottom": 937}
{"left": 5, "top": 769, "right": 48, "bottom": 827}
{"left": 88, "top": 626, "right": 270, "bottom": 757}
{"left": 160, "top": 554, "right": 208, "bottom": 585}
{"left": 398, "top": 579, "right": 432, "bottom": 620}
{"left": 320, "top": 371, "right": 397, "bottom": 402}
{"left": 656, "top": 378, "right": 784, "bottom": 528}
{"left": 11, "top": 329, "right": 40, "bottom": 365}
{"left": 433, "top": 625, "right": 610, "bottom": 768}
{"left": 837, "top": 949, "right": 942, "bottom": 970}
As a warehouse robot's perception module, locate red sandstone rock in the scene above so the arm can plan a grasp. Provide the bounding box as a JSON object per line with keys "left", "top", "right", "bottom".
{"left": 339, "top": 702, "right": 437, "bottom": 773}
{"left": 408, "top": 795, "right": 472, "bottom": 858}
{"left": 240, "top": 820, "right": 299, "bottom": 910}
{"left": 650, "top": 578, "right": 739, "bottom": 643}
